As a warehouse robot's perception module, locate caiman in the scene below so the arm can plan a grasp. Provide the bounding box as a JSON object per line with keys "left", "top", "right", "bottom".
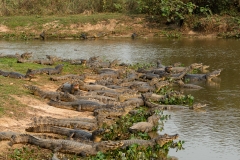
{"left": 184, "top": 69, "right": 222, "bottom": 81}
{"left": 10, "top": 134, "right": 123, "bottom": 157}
{"left": 87, "top": 89, "right": 139, "bottom": 103}
{"left": 120, "top": 133, "right": 179, "bottom": 148}
{"left": 25, "top": 125, "right": 105, "bottom": 142}
{"left": 0, "top": 53, "right": 20, "bottom": 58}
{"left": 156, "top": 59, "right": 165, "bottom": 68}
{"left": 0, "top": 131, "right": 60, "bottom": 141}
{"left": 94, "top": 99, "right": 143, "bottom": 126}
{"left": 27, "top": 64, "right": 64, "bottom": 76}
{"left": 121, "top": 81, "right": 155, "bottom": 93}
{"left": 86, "top": 57, "right": 120, "bottom": 69}
{"left": 20, "top": 52, "right": 33, "bottom": 59}
{"left": 24, "top": 84, "right": 85, "bottom": 102}
{"left": 50, "top": 74, "right": 85, "bottom": 81}
{"left": 40, "top": 64, "right": 64, "bottom": 75}
{"left": 0, "top": 70, "right": 9, "bottom": 77}
{"left": 129, "top": 114, "right": 161, "bottom": 133}
{"left": 94, "top": 103, "right": 140, "bottom": 127}
{"left": 139, "top": 72, "right": 160, "bottom": 80}
{"left": 54, "top": 92, "right": 118, "bottom": 104}
{"left": 0, "top": 131, "right": 19, "bottom": 140}
{"left": 33, "top": 59, "right": 55, "bottom": 65}
{"left": 46, "top": 55, "right": 60, "bottom": 61}
{"left": 47, "top": 99, "right": 112, "bottom": 112}
{"left": 79, "top": 83, "right": 137, "bottom": 95}
{"left": 65, "top": 93, "right": 119, "bottom": 104}
{"left": 95, "top": 77, "right": 122, "bottom": 86}
{"left": 170, "top": 63, "right": 203, "bottom": 80}
{"left": 79, "top": 84, "right": 111, "bottom": 91}
{"left": 0, "top": 70, "right": 32, "bottom": 80}
{"left": 145, "top": 101, "right": 207, "bottom": 114}
{"left": 141, "top": 93, "right": 166, "bottom": 102}
{"left": 149, "top": 78, "right": 170, "bottom": 92}
{"left": 123, "top": 71, "right": 139, "bottom": 82}
{"left": 70, "top": 59, "right": 87, "bottom": 65}
{"left": 29, "top": 116, "right": 98, "bottom": 131}
{"left": 85, "top": 72, "right": 119, "bottom": 80}
{"left": 94, "top": 68, "right": 122, "bottom": 75}
{"left": 23, "top": 84, "right": 64, "bottom": 101}
{"left": 56, "top": 81, "right": 84, "bottom": 94}
{"left": 176, "top": 80, "right": 203, "bottom": 89}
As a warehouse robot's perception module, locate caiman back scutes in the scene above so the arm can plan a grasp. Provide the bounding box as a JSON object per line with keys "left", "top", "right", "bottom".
{"left": 29, "top": 116, "right": 98, "bottom": 131}
{"left": 25, "top": 125, "right": 105, "bottom": 142}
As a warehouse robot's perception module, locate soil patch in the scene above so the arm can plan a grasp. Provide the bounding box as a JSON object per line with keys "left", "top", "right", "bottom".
{"left": 0, "top": 25, "right": 9, "bottom": 32}
{"left": 0, "top": 90, "right": 94, "bottom": 155}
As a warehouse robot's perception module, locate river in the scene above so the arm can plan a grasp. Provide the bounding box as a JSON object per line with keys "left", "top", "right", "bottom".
{"left": 0, "top": 38, "right": 239, "bottom": 160}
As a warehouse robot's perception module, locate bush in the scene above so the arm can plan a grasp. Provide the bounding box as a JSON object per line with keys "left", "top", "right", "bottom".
{"left": 0, "top": 0, "right": 238, "bottom": 16}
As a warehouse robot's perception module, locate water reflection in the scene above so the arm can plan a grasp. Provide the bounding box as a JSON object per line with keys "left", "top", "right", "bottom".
{"left": 0, "top": 38, "right": 240, "bottom": 160}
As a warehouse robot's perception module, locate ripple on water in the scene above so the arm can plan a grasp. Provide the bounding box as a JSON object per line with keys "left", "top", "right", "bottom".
{"left": 162, "top": 109, "right": 240, "bottom": 160}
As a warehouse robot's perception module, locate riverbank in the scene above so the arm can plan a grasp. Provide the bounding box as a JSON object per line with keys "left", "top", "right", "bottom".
{"left": 0, "top": 13, "right": 240, "bottom": 40}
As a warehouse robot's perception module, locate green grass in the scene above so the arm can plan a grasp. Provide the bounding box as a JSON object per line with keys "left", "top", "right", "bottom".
{"left": 0, "top": 58, "right": 85, "bottom": 117}
{"left": 0, "top": 58, "right": 87, "bottom": 75}
{"left": 0, "top": 13, "right": 125, "bottom": 29}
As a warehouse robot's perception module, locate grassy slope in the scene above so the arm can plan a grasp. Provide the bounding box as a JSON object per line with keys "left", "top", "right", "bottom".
{"left": 1, "top": 13, "right": 125, "bottom": 28}
{"left": 1, "top": 13, "right": 240, "bottom": 40}
{"left": 0, "top": 13, "right": 146, "bottom": 40}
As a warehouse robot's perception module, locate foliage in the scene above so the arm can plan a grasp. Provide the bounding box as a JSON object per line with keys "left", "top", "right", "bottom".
{"left": 189, "top": 0, "right": 238, "bottom": 14}
{"left": 102, "top": 106, "right": 151, "bottom": 141}
{"left": 157, "top": 86, "right": 194, "bottom": 105}
{"left": 1, "top": 0, "right": 238, "bottom": 16}
{"left": 161, "top": 30, "right": 182, "bottom": 38}
{"left": 162, "top": 93, "right": 194, "bottom": 105}
{"left": 160, "top": 0, "right": 197, "bottom": 22}
{"left": 1, "top": 0, "right": 102, "bottom": 15}
{"left": 171, "top": 140, "right": 185, "bottom": 151}
{"left": 9, "top": 146, "right": 52, "bottom": 160}
{"left": 102, "top": 0, "right": 127, "bottom": 12}
{"left": 87, "top": 143, "right": 170, "bottom": 160}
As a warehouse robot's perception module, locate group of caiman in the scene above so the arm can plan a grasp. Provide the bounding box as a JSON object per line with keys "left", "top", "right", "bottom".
{"left": 0, "top": 52, "right": 221, "bottom": 159}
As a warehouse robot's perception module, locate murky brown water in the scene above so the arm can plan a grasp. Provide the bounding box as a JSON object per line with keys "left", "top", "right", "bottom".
{"left": 1, "top": 38, "right": 240, "bottom": 160}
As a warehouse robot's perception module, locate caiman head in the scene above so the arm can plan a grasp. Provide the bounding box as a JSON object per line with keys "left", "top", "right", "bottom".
{"left": 175, "top": 80, "right": 185, "bottom": 86}
{"left": 206, "top": 69, "right": 222, "bottom": 81}
{"left": 92, "top": 128, "right": 105, "bottom": 142}
{"left": 190, "top": 63, "right": 203, "bottom": 70}
{"left": 190, "top": 103, "right": 207, "bottom": 110}
{"left": 81, "top": 59, "right": 87, "bottom": 66}
{"left": 154, "top": 134, "right": 179, "bottom": 147}
{"left": 25, "top": 69, "right": 35, "bottom": 79}
{"left": 164, "top": 66, "right": 173, "bottom": 73}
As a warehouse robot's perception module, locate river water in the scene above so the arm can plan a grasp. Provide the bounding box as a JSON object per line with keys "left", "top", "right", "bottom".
{"left": 0, "top": 38, "right": 240, "bottom": 160}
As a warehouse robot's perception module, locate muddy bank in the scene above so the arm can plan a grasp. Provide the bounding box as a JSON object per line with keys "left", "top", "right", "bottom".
{"left": 1, "top": 14, "right": 239, "bottom": 40}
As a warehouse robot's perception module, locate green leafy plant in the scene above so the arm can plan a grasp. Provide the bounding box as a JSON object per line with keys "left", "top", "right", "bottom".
{"left": 9, "top": 146, "right": 51, "bottom": 160}
{"left": 160, "top": 0, "right": 197, "bottom": 22}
